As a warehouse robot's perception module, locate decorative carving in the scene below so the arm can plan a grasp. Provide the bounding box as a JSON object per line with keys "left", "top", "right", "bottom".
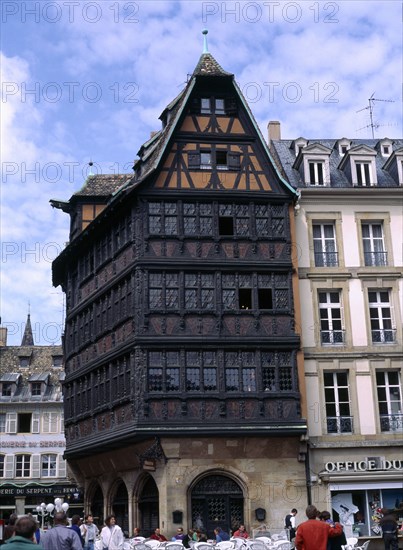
{"left": 137, "top": 437, "right": 168, "bottom": 468}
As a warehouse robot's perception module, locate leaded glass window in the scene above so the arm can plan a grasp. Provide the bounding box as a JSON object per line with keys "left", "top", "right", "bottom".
{"left": 148, "top": 202, "right": 178, "bottom": 235}
{"left": 255, "top": 204, "right": 270, "bottom": 237}
{"left": 185, "top": 273, "right": 215, "bottom": 310}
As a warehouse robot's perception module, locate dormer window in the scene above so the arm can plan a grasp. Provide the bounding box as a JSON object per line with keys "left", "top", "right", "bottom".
{"left": 28, "top": 373, "right": 50, "bottom": 397}
{"left": 292, "top": 138, "right": 308, "bottom": 157}
{"left": 19, "top": 357, "right": 30, "bottom": 368}
{"left": 2, "top": 383, "right": 12, "bottom": 397}
{"left": 377, "top": 138, "right": 393, "bottom": 158}
{"left": 309, "top": 161, "right": 324, "bottom": 185}
{"left": 336, "top": 138, "right": 351, "bottom": 156}
{"left": 0, "top": 374, "right": 20, "bottom": 397}
{"left": 355, "top": 162, "right": 372, "bottom": 186}
{"left": 382, "top": 147, "right": 403, "bottom": 185}
{"left": 52, "top": 356, "right": 63, "bottom": 368}
{"left": 31, "top": 382, "right": 42, "bottom": 396}
{"left": 338, "top": 145, "right": 377, "bottom": 186}
{"left": 293, "top": 143, "right": 331, "bottom": 186}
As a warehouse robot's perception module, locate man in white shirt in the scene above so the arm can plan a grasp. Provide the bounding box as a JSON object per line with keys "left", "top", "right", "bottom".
{"left": 284, "top": 508, "right": 298, "bottom": 540}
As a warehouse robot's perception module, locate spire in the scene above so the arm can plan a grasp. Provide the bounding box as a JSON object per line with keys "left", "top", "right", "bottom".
{"left": 202, "top": 29, "right": 209, "bottom": 53}
{"left": 21, "top": 313, "right": 34, "bottom": 346}
{"left": 192, "top": 30, "right": 233, "bottom": 77}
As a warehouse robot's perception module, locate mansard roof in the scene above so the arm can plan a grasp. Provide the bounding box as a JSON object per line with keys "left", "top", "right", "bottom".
{"left": 0, "top": 344, "right": 64, "bottom": 403}
{"left": 270, "top": 138, "right": 403, "bottom": 188}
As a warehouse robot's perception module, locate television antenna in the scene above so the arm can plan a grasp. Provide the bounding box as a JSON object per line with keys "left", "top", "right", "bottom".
{"left": 356, "top": 93, "right": 395, "bottom": 138}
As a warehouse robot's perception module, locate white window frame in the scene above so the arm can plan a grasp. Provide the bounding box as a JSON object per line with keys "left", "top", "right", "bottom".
{"left": 324, "top": 371, "right": 352, "bottom": 434}
{"left": 337, "top": 138, "right": 351, "bottom": 156}
{"left": 0, "top": 455, "right": 4, "bottom": 477}
{"left": 5, "top": 412, "right": 17, "bottom": 433}
{"left": 368, "top": 289, "right": 395, "bottom": 344}
{"left": 0, "top": 413, "right": 6, "bottom": 432}
{"left": 318, "top": 290, "right": 344, "bottom": 345}
{"left": 41, "top": 454, "right": 58, "bottom": 477}
{"left": 361, "top": 222, "right": 387, "bottom": 266}
{"left": 42, "top": 412, "right": 59, "bottom": 434}
{"left": 312, "top": 222, "right": 338, "bottom": 267}
{"left": 15, "top": 454, "right": 31, "bottom": 478}
{"left": 303, "top": 155, "right": 330, "bottom": 186}
{"left": 308, "top": 160, "right": 325, "bottom": 185}
{"left": 350, "top": 154, "right": 377, "bottom": 185}
{"left": 376, "top": 370, "right": 402, "bottom": 432}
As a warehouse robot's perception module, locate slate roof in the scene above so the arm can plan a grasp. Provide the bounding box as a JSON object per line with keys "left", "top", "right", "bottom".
{"left": 21, "top": 314, "right": 34, "bottom": 346}
{"left": 0, "top": 344, "right": 64, "bottom": 403}
{"left": 192, "top": 52, "right": 233, "bottom": 77}
{"left": 73, "top": 173, "right": 132, "bottom": 197}
{"left": 270, "top": 138, "right": 403, "bottom": 189}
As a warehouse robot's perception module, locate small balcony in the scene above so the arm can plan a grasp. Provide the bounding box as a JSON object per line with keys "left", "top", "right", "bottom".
{"left": 371, "top": 328, "right": 396, "bottom": 344}
{"left": 314, "top": 251, "right": 339, "bottom": 267}
{"left": 326, "top": 415, "right": 353, "bottom": 434}
{"left": 321, "top": 330, "right": 345, "bottom": 345}
{"left": 364, "top": 251, "right": 388, "bottom": 266}
{"left": 380, "top": 413, "right": 403, "bottom": 432}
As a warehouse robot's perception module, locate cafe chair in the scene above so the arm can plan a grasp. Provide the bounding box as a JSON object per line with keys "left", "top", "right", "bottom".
{"left": 346, "top": 538, "right": 358, "bottom": 547}
{"left": 354, "top": 542, "right": 370, "bottom": 550}
{"left": 246, "top": 541, "right": 266, "bottom": 550}
{"left": 272, "top": 543, "right": 292, "bottom": 550}
{"left": 194, "top": 543, "right": 215, "bottom": 550}
{"left": 254, "top": 537, "right": 271, "bottom": 545}
{"left": 165, "top": 543, "right": 184, "bottom": 550}
{"left": 216, "top": 542, "right": 235, "bottom": 550}
{"left": 145, "top": 541, "right": 161, "bottom": 550}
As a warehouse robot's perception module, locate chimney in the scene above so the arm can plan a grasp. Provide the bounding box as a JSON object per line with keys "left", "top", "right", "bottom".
{"left": 0, "top": 327, "right": 7, "bottom": 347}
{"left": 267, "top": 121, "right": 281, "bottom": 145}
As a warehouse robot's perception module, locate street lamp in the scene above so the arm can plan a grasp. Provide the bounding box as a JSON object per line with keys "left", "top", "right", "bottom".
{"left": 35, "top": 498, "right": 69, "bottom": 530}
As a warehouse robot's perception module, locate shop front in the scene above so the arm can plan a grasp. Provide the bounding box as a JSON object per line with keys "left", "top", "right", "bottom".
{"left": 317, "top": 456, "right": 403, "bottom": 549}
{"left": 0, "top": 482, "right": 84, "bottom": 523}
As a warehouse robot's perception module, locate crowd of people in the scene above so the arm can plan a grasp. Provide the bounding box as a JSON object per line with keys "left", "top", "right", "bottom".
{"left": 1, "top": 506, "right": 401, "bottom": 550}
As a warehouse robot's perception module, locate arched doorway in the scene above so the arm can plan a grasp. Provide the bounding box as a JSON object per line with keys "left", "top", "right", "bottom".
{"left": 138, "top": 476, "right": 159, "bottom": 537}
{"left": 112, "top": 481, "right": 129, "bottom": 536}
{"left": 90, "top": 485, "right": 104, "bottom": 526}
{"left": 191, "top": 474, "right": 244, "bottom": 538}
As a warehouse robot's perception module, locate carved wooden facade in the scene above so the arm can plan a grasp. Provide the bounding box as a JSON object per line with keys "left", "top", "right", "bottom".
{"left": 52, "top": 53, "right": 306, "bottom": 460}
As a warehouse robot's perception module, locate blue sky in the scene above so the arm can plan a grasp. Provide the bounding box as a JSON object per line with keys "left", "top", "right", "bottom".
{"left": 1, "top": 0, "right": 401, "bottom": 345}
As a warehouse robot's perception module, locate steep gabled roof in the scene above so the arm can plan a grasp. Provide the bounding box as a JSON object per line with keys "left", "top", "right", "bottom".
{"left": 192, "top": 52, "right": 233, "bottom": 77}
{"left": 111, "top": 50, "right": 297, "bottom": 200}
{"left": 21, "top": 313, "right": 34, "bottom": 346}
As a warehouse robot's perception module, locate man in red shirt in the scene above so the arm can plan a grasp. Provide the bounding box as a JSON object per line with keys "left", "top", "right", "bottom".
{"left": 150, "top": 528, "right": 168, "bottom": 542}
{"left": 295, "top": 505, "right": 343, "bottom": 550}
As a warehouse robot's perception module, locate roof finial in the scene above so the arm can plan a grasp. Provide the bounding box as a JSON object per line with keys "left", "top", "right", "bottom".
{"left": 202, "top": 29, "right": 209, "bottom": 54}
{"left": 89, "top": 159, "right": 94, "bottom": 176}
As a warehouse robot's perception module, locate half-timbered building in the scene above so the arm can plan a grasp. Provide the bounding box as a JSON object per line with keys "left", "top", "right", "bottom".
{"left": 52, "top": 45, "right": 308, "bottom": 537}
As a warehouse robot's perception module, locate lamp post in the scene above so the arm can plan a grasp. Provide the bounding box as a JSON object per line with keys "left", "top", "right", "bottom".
{"left": 35, "top": 498, "right": 69, "bottom": 530}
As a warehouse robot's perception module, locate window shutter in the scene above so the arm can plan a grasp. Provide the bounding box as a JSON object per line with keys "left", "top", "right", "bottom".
{"left": 188, "top": 152, "right": 200, "bottom": 169}
{"left": 32, "top": 413, "right": 40, "bottom": 434}
{"left": 6, "top": 412, "right": 17, "bottom": 433}
{"left": 228, "top": 152, "right": 241, "bottom": 170}
{"left": 189, "top": 97, "right": 200, "bottom": 113}
{"left": 32, "top": 454, "right": 41, "bottom": 478}
{"left": 5, "top": 455, "right": 14, "bottom": 478}
{"left": 225, "top": 97, "right": 237, "bottom": 114}
{"left": 58, "top": 454, "right": 66, "bottom": 478}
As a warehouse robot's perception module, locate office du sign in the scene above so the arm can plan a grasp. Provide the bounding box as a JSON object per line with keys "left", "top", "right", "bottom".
{"left": 325, "top": 459, "right": 403, "bottom": 472}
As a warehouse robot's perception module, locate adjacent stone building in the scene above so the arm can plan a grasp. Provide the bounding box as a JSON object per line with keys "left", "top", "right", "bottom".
{"left": 51, "top": 46, "right": 308, "bottom": 537}
{"left": 269, "top": 127, "right": 403, "bottom": 547}
{"left": 0, "top": 315, "right": 83, "bottom": 522}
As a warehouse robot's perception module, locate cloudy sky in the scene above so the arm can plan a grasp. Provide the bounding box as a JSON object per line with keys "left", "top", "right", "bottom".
{"left": 1, "top": 0, "right": 401, "bottom": 345}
